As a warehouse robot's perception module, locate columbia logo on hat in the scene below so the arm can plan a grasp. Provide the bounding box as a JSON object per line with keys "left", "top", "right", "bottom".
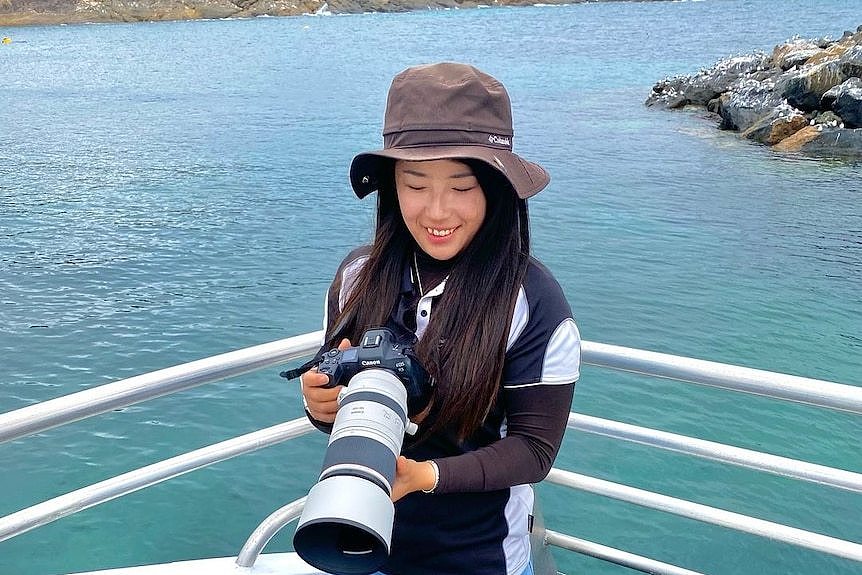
{"left": 488, "top": 134, "right": 511, "bottom": 146}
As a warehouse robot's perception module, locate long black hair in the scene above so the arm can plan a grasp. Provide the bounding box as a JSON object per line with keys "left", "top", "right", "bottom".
{"left": 326, "top": 158, "right": 530, "bottom": 441}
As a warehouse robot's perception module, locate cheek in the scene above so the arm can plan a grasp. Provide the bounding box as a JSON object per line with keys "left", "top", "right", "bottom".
{"left": 396, "top": 189, "right": 417, "bottom": 221}
{"left": 396, "top": 189, "right": 412, "bottom": 223}
{"left": 469, "top": 197, "right": 487, "bottom": 226}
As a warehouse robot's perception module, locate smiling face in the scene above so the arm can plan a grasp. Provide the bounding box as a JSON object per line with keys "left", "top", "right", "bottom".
{"left": 394, "top": 159, "right": 487, "bottom": 261}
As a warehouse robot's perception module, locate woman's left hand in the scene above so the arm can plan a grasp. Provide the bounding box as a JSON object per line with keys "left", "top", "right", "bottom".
{"left": 391, "top": 456, "right": 437, "bottom": 502}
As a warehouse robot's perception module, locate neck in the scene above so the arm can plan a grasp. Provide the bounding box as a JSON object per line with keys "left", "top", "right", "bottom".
{"left": 414, "top": 248, "right": 456, "bottom": 295}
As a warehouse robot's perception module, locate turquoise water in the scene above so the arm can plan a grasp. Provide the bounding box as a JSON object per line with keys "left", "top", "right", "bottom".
{"left": 1, "top": 1, "right": 861, "bottom": 574}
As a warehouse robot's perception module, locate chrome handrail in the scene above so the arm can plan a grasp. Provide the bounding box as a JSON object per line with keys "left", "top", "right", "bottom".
{"left": 582, "top": 341, "right": 862, "bottom": 415}
{"left": 0, "top": 330, "right": 324, "bottom": 446}
{"left": 544, "top": 468, "right": 862, "bottom": 562}
{"left": 236, "top": 497, "right": 307, "bottom": 568}
{"left": 569, "top": 414, "right": 862, "bottom": 493}
{"left": 2, "top": 333, "right": 860, "bottom": 448}
{"left": 0, "top": 418, "right": 315, "bottom": 543}
{"left": 543, "top": 530, "right": 706, "bottom": 575}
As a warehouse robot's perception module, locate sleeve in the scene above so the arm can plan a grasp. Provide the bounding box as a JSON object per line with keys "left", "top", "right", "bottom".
{"left": 435, "top": 382, "right": 575, "bottom": 492}
{"left": 503, "top": 270, "right": 581, "bottom": 387}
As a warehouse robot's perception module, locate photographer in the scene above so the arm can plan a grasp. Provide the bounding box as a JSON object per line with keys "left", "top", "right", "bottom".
{"left": 301, "top": 62, "right": 581, "bottom": 575}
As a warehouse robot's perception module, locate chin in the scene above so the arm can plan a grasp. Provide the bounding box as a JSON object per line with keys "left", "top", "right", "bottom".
{"left": 423, "top": 245, "right": 460, "bottom": 261}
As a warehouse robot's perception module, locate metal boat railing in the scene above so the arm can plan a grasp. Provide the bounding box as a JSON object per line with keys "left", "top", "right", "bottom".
{"left": 1, "top": 331, "right": 861, "bottom": 575}
{"left": 0, "top": 330, "right": 325, "bottom": 445}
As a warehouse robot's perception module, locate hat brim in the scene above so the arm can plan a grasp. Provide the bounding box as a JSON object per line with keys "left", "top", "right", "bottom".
{"left": 350, "top": 145, "right": 549, "bottom": 200}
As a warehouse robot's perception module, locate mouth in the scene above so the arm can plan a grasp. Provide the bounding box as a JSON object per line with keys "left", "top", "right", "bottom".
{"left": 425, "top": 226, "right": 458, "bottom": 238}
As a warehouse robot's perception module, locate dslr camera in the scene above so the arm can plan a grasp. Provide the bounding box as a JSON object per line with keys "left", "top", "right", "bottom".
{"left": 316, "top": 327, "right": 431, "bottom": 416}
{"left": 290, "top": 327, "right": 432, "bottom": 575}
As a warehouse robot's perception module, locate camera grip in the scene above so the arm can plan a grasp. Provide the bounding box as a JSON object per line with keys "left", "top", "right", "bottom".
{"left": 317, "top": 349, "right": 345, "bottom": 388}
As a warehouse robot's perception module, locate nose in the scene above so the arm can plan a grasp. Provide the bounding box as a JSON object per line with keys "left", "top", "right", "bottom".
{"left": 426, "top": 187, "right": 449, "bottom": 220}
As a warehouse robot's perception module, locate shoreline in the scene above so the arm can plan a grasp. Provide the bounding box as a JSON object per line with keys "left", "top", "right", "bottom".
{"left": 0, "top": 0, "right": 631, "bottom": 28}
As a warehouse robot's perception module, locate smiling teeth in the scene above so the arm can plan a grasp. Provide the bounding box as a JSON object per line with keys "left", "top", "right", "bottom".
{"left": 426, "top": 227, "right": 454, "bottom": 237}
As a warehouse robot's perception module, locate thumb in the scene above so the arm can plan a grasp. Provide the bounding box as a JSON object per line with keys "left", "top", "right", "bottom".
{"left": 396, "top": 455, "right": 409, "bottom": 471}
{"left": 338, "top": 338, "right": 352, "bottom": 351}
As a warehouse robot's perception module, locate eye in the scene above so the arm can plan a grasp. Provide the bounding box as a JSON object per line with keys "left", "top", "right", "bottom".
{"left": 453, "top": 185, "right": 476, "bottom": 193}
{"left": 407, "top": 185, "right": 427, "bottom": 191}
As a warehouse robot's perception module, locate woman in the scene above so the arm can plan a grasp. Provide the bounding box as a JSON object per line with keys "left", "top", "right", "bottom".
{"left": 302, "top": 62, "right": 581, "bottom": 575}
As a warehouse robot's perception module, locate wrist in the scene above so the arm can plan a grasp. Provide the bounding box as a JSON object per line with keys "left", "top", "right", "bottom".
{"left": 421, "top": 460, "right": 439, "bottom": 494}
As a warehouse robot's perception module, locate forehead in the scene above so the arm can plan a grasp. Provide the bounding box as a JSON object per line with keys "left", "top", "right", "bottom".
{"left": 394, "top": 158, "right": 474, "bottom": 177}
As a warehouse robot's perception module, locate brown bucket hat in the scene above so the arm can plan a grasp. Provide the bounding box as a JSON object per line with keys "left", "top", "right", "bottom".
{"left": 350, "top": 62, "right": 550, "bottom": 200}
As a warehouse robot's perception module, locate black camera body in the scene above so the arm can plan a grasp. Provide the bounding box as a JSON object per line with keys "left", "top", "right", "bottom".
{"left": 318, "top": 327, "right": 431, "bottom": 417}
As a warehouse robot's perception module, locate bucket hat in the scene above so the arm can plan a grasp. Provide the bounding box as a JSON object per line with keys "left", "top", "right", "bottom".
{"left": 350, "top": 62, "right": 550, "bottom": 200}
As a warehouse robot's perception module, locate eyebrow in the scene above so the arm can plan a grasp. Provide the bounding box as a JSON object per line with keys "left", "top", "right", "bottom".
{"left": 400, "top": 168, "right": 476, "bottom": 179}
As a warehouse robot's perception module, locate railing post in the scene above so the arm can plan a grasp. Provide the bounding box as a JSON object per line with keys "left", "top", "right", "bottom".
{"left": 236, "top": 498, "right": 307, "bottom": 568}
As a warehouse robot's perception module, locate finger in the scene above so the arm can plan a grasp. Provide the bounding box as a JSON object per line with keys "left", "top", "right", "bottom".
{"left": 301, "top": 370, "right": 332, "bottom": 389}
{"left": 309, "top": 402, "right": 339, "bottom": 418}
{"left": 338, "top": 338, "right": 352, "bottom": 350}
{"left": 306, "top": 394, "right": 340, "bottom": 412}
{"left": 307, "top": 406, "right": 338, "bottom": 423}
{"left": 304, "top": 386, "right": 342, "bottom": 403}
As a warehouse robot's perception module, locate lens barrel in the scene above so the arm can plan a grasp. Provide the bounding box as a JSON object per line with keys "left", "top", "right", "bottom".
{"left": 294, "top": 369, "right": 409, "bottom": 575}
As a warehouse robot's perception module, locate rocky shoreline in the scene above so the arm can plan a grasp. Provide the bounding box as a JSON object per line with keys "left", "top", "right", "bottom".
{"left": 647, "top": 26, "right": 862, "bottom": 156}
{"left": 1, "top": 0, "right": 601, "bottom": 27}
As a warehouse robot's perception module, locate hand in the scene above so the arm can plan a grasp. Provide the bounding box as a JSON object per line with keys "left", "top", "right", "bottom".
{"left": 391, "top": 456, "right": 437, "bottom": 502}
{"left": 301, "top": 338, "right": 351, "bottom": 423}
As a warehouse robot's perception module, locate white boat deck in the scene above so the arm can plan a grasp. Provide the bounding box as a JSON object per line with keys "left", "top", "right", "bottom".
{"left": 70, "top": 553, "right": 325, "bottom": 575}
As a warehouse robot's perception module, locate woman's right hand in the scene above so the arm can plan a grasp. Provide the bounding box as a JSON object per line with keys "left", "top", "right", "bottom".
{"left": 301, "top": 338, "right": 352, "bottom": 423}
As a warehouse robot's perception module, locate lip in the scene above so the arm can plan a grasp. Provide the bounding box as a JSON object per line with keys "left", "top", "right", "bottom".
{"left": 424, "top": 226, "right": 459, "bottom": 243}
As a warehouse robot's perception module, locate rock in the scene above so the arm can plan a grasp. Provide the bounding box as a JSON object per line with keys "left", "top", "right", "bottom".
{"left": 838, "top": 45, "right": 862, "bottom": 79}
{"left": 833, "top": 84, "right": 862, "bottom": 128}
{"left": 772, "top": 125, "right": 824, "bottom": 151}
{"left": 1, "top": 0, "right": 242, "bottom": 24}
{"left": 646, "top": 76, "right": 691, "bottom": 109}
{"left": 771, "top": 39, "right": 821, "bottom": 70}
{"left": 706, "top": 97, "right": 721, "bottom": 114}
{"left": 750, "top": 68, "right": 783, "bottom": 83}
{"left": 649, "top": 25, "right": 862, "bottom": 156}
{"left": 645, "top": 53, "right": 769, "bottom": 109}
{"left": 740, "top": 104, "right": 807, "bottom": 145}
{"left": 775, "top": 61, "right": 846, "bottom": 111}
{"left": 821, "top": 77, "right": 862, "bottom": 109}
{"left": 813, "top": 110, "right": 844, "bottom": 127}
{"left": 806, "top": 30, "right": 862, "bottom": 66}
{"left": 773, "top": 125, "right": 862, "bottom": 154}
{"left": 717, "top": 77, "right": 782, "bottom": 132}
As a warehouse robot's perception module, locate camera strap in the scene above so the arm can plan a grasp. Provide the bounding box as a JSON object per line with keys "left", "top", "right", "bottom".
{"left": 281, "top": 309, "right": 357, "bottom": 381}
{"left": 279, "top": 354, "right": 323, "bottom": 381}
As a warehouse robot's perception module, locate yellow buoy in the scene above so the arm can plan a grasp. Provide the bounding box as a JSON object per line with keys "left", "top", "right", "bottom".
{"left": 1, "top": 37, "right": 11, "bottom": 44}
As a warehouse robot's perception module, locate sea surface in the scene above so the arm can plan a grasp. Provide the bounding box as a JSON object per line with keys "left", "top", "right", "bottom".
{"left": 1, "top": 1, "right": 861, "bottom": 574}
